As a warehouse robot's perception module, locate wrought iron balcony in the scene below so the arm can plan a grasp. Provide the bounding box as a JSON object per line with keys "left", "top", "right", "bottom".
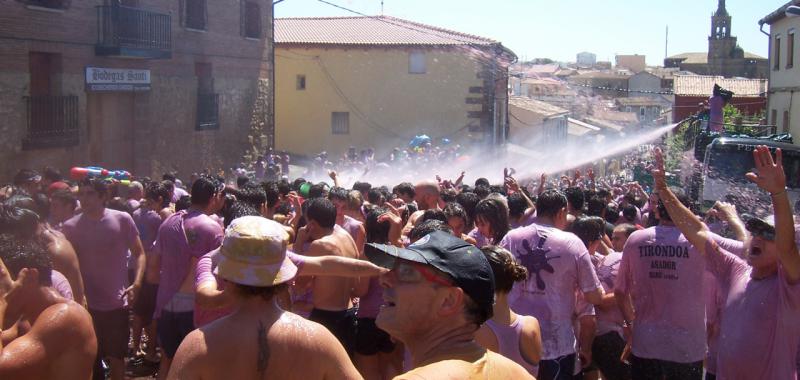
{"left": 22, "top": 95, "right": 79, "bottom": 150}
{"left": 95, "top": 5, "right": 172, "bottom": 59}
{"left": 196, "top": 93, "right": 220, "bottom": 130}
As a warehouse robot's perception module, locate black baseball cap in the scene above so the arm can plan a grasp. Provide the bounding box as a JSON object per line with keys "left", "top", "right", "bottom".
{"left": 743, "top": 214, "right": 776, "bottom": 240}
{"left": 365, "top": 231, "right": 495, "bottom": 320}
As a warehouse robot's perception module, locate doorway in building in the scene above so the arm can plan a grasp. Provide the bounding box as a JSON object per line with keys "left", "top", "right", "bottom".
{"left": 87, "top": 92, "right": 135, "bottom": 171}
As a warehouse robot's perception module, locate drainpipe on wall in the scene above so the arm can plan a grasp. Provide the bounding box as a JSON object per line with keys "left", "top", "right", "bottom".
{"left": 759, "top": 21, "right": 772, "bottom": 128}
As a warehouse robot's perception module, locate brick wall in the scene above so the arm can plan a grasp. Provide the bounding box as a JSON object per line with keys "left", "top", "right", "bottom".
{"left": 0, "top": 0, "right": 273, "bottom": 181}
{"left": 673, "top": 95, "right": 766, "bottom": 122}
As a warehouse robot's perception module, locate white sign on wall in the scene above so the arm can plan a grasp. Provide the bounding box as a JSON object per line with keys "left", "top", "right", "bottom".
{"left": 85, "top": 67, "right": 151, "bottom": 91}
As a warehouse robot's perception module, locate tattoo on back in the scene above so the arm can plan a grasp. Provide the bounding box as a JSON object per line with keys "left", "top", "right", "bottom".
{"left": 257, "top": 320, "right": 269, "bottom": 375}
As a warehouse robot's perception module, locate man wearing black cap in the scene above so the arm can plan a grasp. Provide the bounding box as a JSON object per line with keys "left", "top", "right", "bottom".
{"left": 366, "top": 231, "right": 533, "bottom": 379}
{"left": 650, "top": 146, "right": 800, "bottom": 380}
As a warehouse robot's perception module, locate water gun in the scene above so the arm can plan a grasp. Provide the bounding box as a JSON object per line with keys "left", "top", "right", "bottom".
{"left": 70, "top": 166, "right": 132, "bottom": 184}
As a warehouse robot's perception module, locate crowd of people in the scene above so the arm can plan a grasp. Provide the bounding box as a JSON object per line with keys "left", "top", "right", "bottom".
{"left": 0, "top": 143, "right": 798, "bottom": 380}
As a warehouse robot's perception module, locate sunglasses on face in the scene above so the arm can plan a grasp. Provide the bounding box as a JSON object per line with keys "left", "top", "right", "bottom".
{"left": 750, "top": 228, "right": 776, "bottom": 241}
{"left": 391, "top": 261, "right": 453, "bottom": 287}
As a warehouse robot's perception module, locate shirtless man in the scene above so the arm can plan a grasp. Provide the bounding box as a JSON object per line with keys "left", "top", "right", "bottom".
{"left": 1, "top": 194, "right": 86, "bottom": 306}
{"left": 168, "top": 216, "right": 361, "bottom": 380}
{"left": 39, "top": 219, "right": 85, "bottom": 306}
{"left": 365, "top": 231, "right": 533, "bottom": 379}
{"left": 300, "top": 198, "right": 362, "bottom": 356}
{"left": 329, "top": 187, "right": 367, "bottom": 253}
{"left": 402, "top": 180, "right": 441, "bottom": 236}
{"left": 0, "top": 233, "right": 97, "bottom": 379}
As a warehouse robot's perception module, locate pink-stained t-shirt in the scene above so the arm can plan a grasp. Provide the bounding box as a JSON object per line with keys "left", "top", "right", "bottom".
{"left": 340, "top": 215, "right": 363, "bottom": 245}
{"left": 708, "top": 95, "right": 724, "bottom": 132}
{"left": 51, "top": 269, "right": 73, "bottom": 301}
{"left": 593, "top": 251, "right": 624, "bottom": 337}
{"left": 573, "top": 291, "right": 596, "bottom": 374}
{"left": 510, "top": 213, "right": 537, "bottom": 230}
{"left": 704, "top": 240, "right": 800, "bottom": 380}
{"left": 171, "top": 186, "right": 189, "bottom": 204}
{"left": 469, "top": 228, "right": 492, "bottom": 248}
{"left": 709, "top": 232, "right": 746, "bottom": 257}
{"left": 194, "top": 248, "right": 232, "bottom": 327}
{"left": 133, "top": 208, "right": 162, "bottom": 252}
{"left": 154, "top": 210, "right": 223, "bottom": 318}
{"left": 126, "top": 198, "right": 141, "bottom": 212}
{"left": 485, "top": 318, "right": 539, "bottom": 376}
{"left": 500, "top": 223, "right": 602, "bottom": 360}
{"left": 356, "top": 277, "right": 383, "bottom": 319}
{"left": 616, "top": 225, "right": 707, "bottom": 363}
{"left": 703, "top": 271, "right": 724, "bottom": 375}
{"left": 705, "top": 233, "right": 744, "bottom": 375}
{"left": 62, "top": 208, "right": 139, "bottom": 311}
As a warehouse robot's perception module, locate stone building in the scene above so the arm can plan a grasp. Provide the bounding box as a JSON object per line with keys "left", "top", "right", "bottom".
{"left": 508, "top": 96, "right": 569, "bottom": 146}
{"left": 568, "top": 71, "right": 630, "bottom": 99}
{"left": 628, "top": 71, "right": 669, "bottom": 98}
{"left": 576, "top": 52, "right": 597, "bottom": 68}
{"left": 759, "top": 0, "right": 800, "bottom": 136}
{"left": 615, "top": 55, "right": 646, "bottom": 73}
{"left": 274, "top": 16, "right": 515, "bottom": 157}
{"left": 664, "top": 0, "right": 768, "bottom": 79}
{"left": 0, "top": 0, "right": 274, "bottom": 181}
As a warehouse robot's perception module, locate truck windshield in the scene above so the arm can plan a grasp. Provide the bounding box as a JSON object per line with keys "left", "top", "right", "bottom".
{"left": 706, "top": 145, "right": 800, "bottom": 188}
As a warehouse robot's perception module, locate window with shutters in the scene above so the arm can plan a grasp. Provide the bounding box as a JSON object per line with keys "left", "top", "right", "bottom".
{"left": 242, "top": 1, "right": 261, "bottom": 39}
{"left": 774, "top": 35, "right": 781, "bottom": 70}
{"left": 331, "top": 112, "right": 349, "bottom": 135}
{"left": 296, "top": 75, "right": 306, "bottom": 90}
{"left": 185, "top": 0, "right": 207, "bottom": 30}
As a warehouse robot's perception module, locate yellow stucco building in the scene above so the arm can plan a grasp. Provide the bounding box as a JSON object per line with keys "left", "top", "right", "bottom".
{"left": 274, "top": 16, "right": 516, "bottom": 158}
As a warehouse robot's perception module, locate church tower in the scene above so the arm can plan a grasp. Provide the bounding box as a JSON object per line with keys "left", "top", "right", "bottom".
{"left": 708, "top": 0, "right": 739, "bottom": 60}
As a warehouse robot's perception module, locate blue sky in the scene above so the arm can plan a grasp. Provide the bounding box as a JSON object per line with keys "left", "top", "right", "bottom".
{"left": 275, "top": 0, "right": 787, "bottom": 66}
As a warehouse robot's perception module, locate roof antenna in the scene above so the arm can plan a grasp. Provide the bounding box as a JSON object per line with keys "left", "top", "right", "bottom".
{"left": 381, "top": 0, "right": 384, "bottom": 15}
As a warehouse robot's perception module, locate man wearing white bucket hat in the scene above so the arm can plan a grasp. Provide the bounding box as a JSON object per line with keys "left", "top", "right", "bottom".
{"left": 168, "top": 216, "right": 361, "bottom": 379}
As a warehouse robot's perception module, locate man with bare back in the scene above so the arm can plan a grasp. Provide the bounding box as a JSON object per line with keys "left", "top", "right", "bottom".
{"left": 0, "top": 233, "right": 97, "bottom": 379}
{"left": 300, "top": 198, "right": 362, "bottom": 356}
{"left": 167, "top": 216, "right": 360, "bottom": 380}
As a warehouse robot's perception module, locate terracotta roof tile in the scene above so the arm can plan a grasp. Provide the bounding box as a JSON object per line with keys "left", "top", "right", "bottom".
{"left": 275, "top": 16, "right": 498, "bottom": 46}
{"left": 666, "top": 51, "right": 766, "bottom": 65}
{"left": 616, "top": 96, "right": 672, "bottom": 107}
{"left": 509, "top": 96, "right": 569, "bottom": 117}
{"left": 673, "top": 75, "right": 768, "bottom": 97}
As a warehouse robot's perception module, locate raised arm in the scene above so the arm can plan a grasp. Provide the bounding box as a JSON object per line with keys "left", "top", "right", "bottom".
{"left": 745, "top": 146, "right": 800, "bottom": 284}
{"left": 537, "top": 173, "right": 547, "bottom": 196}
{"left": 712, "top": 201, "right": 748, "bottom": 242}
{"left": 328, "top": 170, "right": 340, "bottom": 188}
{"left": 296, "top": 255, "right": 388, "bottom": 278}
{"left": 505, "top": 174, "right": 535, "bottom": 210}
{"left": 651, "top": 147, "right": 710, "bottom": 253}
